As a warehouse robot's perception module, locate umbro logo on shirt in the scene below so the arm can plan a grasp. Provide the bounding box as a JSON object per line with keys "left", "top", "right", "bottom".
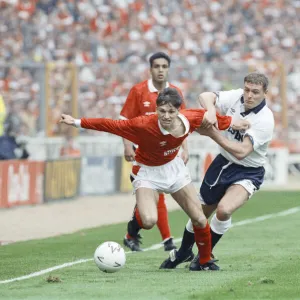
{"left": 143, "top": 101, "right": 151, "bottom": 107}
{"left": 230, "top": 108, "right": 236, "bottom": 114}
{"left": 160, "top": 141, "right": 167, "bottom": 146}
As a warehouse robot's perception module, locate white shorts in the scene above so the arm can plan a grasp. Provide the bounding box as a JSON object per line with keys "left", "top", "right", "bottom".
{"left": 198, "top": 179, "right": 257, "bottom": 205}
{"left": 131, "top": 156, "right": 192, "bottom": 194}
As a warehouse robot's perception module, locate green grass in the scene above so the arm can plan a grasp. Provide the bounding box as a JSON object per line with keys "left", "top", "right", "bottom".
{"left": 0, "top": 191, "right": 300, "bottom": 300}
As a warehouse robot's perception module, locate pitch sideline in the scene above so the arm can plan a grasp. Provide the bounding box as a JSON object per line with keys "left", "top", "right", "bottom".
{"left": 1, "top": 206, "right": 299, "bottom": 285}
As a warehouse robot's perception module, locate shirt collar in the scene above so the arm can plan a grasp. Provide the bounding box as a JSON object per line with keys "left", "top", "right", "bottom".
{"left": 240, "top": 96, "right": 266, "bottom": 117}
{"left": 148, "top": 79, "right": 169, "bottom": 93}
{"left": 158, "top": 113, "right": 190, "bottom": 136}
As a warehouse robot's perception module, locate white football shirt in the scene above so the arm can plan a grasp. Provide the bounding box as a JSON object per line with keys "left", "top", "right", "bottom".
{"left": 215, "top": 89, "right": 274, "bottom": 167}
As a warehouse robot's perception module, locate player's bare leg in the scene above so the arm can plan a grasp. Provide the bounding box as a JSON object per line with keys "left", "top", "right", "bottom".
{"left": 202, "top": 204, "right": 218, "bottom": 218}
{"left": 168, "top": 183, "right": 218, "bottom": 270}
{"left": 124, "top": 187, "right": 159, "bottom": 252}
{"left": 211, "top": 184, "right": 249, "bottom": 250}
{"left": 156, "top": 193, "right": 176, "bottom": 251}
{"left": 189, "top": 184, "right": 249, "bottom": 270}
{"left": 135, "top": 187, "right": 159, "bottom": 229}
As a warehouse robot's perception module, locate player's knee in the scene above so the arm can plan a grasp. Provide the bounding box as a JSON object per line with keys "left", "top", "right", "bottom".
{"left": 216, "top": 204, "right": 232, "bottom": 221}
{"left": 190, "top": 214, "right": 207, "bottom": 228}
{"left": 141, "top": 215, "right": 157, "bottom": 229}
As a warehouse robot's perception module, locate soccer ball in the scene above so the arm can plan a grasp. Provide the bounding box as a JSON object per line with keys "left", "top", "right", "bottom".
{"left": 94, "top": 241, "right": 126, "bottom": 273}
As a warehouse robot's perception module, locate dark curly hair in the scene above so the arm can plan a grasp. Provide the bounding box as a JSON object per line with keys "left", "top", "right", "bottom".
{"left": 156, "top": 88, "right": 182, "bottom": 109}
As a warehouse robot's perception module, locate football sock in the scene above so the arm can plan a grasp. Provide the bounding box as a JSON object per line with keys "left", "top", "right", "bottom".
{"left": 126, "top": 206, "right": 142, "bottom": 238}
{"left": 177, "top": 219, "right": 195, "bottom": 258}
{"left": 156, "top": 193, "right": 172, "bottom": 241}
{"left": 193, "top": 222, "right": 211, "bottom": 265}
{"left": 210, "top": 230, "right": 223, "bottom": 250}
{"left": 210, "top": 214, "right": 232, "bottom": 250}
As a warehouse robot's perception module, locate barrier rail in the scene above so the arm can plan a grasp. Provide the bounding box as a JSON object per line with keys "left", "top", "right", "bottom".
{"left": 0, "top": 141, "right": 289, "bottom": 208}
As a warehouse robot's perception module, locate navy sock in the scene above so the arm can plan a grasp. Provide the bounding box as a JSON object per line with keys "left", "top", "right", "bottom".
{"left": 211, "top": 228, "right": 223, "bottom": 250}
{"left": 177, "top": 228, "right": 195, "bottom": 258}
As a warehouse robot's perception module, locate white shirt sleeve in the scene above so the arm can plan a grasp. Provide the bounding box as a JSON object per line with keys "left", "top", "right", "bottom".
{"left": 215, "top": 89, "right": 244, "bottom": 114}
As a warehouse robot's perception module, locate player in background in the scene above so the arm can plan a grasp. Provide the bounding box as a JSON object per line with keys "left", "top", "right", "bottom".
{"left": 120, "top": 52, "right": 188, "bottom": 252}
{"left": 60, "top": 87, "right": 250, "bottom": 271}
{"left": 160, "top": 73, "right": 274, "bottom": 271}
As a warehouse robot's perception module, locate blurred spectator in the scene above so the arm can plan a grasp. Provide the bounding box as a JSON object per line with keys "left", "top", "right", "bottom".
{"left": 0, "top": 94, "right": 6, "bottom": 136}
{"left": 0, "top": 65, "right": 41, "bottom": 136}
{"left": 0, "top": 0, "right": 299, "bottom": 145}
{"left": 0, "top": 113, "right": 29, "bottom": 160}
{"left": 36, "top": 0, "right": 58, "bottom": 15}
{"left": 59, "top": 130, "right": 81, "bottom": 158}
{"left": 0, "top": 1, "right": 298, "bottom": 66}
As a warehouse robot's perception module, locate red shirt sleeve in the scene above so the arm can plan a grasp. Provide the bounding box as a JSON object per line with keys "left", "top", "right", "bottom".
{"left": 120, "top": 87, "right": 140, "bottom": 119}
{"left": 216, "top": 114, "right": 232, "bottom": 130}
{"left": 183, "top": 109, "right": 232, "bottom": 131}
{"left": 80, "top": 117, "right": 145, "bottom": 145}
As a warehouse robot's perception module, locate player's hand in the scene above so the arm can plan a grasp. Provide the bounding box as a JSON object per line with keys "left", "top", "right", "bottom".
{"left": 232, "top": 119, "right": 251, "bottom": 131}
{"left": 124, "top": 145, "right": 135, "bottom": 162}
{"left": 180, "top": 149, "right": 189, "bottom": 164}
{"left": 59, "top": 114, "right": 75, "bottom": 126}
{"left": 202, "top": 110, "right": 218, "bottom": 129}
{"left": 196, "top": 126, "right": 216, "bottom": 137}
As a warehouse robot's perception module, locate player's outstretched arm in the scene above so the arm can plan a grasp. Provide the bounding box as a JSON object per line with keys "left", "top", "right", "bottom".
{"left": 194, "top": 112, "right": 250, "bottom": 134}
{"left": 198, "top": 126, "right": 254, "bottom": 160}
{"left": 60, "top": 113, "right": 142, "bottom": 146}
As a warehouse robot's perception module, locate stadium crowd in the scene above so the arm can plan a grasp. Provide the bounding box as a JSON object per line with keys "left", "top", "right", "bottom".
{"left": 0, "top": 0, "right": 299, "bottom": 148}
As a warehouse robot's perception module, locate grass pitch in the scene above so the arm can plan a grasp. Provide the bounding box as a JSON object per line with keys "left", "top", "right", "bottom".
{"left": 1, "top": 191, "right": 300, "bottom": 300}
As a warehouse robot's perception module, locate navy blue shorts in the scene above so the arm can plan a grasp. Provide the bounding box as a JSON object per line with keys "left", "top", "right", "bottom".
{"left": 200, "top": 154, "right": 265, "bottom": 205}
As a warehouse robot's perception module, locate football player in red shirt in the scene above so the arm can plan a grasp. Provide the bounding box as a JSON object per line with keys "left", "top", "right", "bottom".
{"left": 60, "top": 87, "right": 249, "bottom": 270}
{"left": 120, "top": 52, "right": 187, "bottom": 252}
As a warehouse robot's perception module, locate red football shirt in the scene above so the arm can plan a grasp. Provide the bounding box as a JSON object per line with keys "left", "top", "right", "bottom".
{"left": 120, "top": 79, "right": 186, "bottom": 119}
{"left": 80, "top": 109, "right": 232, "bottom": 166}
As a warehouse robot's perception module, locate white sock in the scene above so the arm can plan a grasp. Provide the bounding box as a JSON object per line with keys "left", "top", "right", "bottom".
{"left": 185, "top": 219, "right": 194, "bottom": 233}
{"left": 210, "top": 214, "right": 232, "bottom": 235}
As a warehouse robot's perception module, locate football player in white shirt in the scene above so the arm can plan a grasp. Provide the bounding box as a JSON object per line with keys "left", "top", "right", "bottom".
{"left": 160, "top": 72, "right": 275, "bottom": 271}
